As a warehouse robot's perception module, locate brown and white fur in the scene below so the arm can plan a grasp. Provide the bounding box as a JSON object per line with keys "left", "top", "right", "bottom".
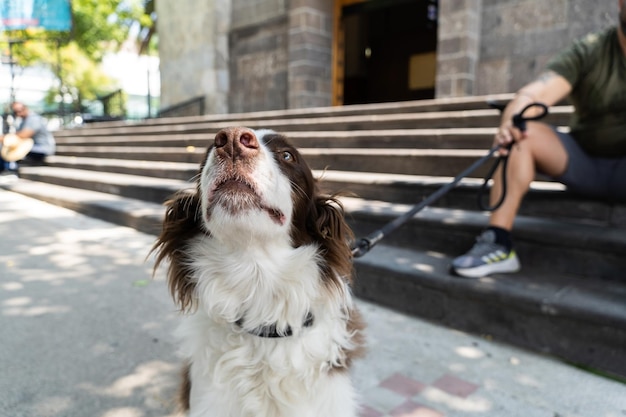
{"left": 152, "top": 127, "right": 365, "bottom": 417}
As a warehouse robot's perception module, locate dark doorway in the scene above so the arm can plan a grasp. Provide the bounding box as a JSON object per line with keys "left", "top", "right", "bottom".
{"left": 342, "top": 0, "right": 438, "bottom": 105}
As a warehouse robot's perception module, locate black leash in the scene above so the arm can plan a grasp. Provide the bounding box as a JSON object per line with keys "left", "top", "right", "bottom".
{"left": 351, "top": 101, "right": 549, "bottom": 258}
{"left": 477, "top": 102, "right": 548, "bottom": 210}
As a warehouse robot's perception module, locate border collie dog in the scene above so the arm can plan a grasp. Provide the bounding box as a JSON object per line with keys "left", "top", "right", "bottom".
{"left": 152, "top": 127, "right": 365, "bottom": 417}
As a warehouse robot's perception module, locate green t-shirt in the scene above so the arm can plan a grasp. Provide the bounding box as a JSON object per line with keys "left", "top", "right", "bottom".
{"left": 546, "top": 27, "right": 626, "bottom": 157}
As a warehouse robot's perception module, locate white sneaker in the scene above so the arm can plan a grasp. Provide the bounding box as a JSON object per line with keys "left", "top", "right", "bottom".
{"left": 451, "top": 229, "right": 521, "bottom": 278}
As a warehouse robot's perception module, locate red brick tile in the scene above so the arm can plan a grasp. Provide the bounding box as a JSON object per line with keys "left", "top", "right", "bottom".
{"left": 380, "top": 373, "right": 427, "bottom": 397}
{"left": 431, "top": 374, "right": 479, "bottom": 398}
{"left": 390, "top": 400, "right": 444, "bottom": 417}
{"left": 390, "top": 399, "right": 422, "bottom": 416}
{"left": 360, "top": 405, "right": 384, "bottom": 417}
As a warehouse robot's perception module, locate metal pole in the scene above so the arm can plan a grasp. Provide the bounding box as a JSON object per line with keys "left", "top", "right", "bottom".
{"left": 56, "top": 39, "right": 65, "bottom": 124}
{"left": 9, "top": 40, "right": 16, "bottom": 103}
{"left": 147, "top": 65, "right": 152, "bottom": 118}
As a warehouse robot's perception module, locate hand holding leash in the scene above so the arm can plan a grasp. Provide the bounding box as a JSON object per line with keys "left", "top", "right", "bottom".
{"left": 478, "top": 102, "right": 548, "bottom": 211}
{"left": 512, "top": 102, "right": 549, "bottom": 132}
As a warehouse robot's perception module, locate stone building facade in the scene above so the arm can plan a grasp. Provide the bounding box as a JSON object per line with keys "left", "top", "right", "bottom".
{"left": 156, "top": 0, "right": 617, "bottom": 116}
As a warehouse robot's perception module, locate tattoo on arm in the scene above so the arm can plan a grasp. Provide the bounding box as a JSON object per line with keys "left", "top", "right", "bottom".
{"left": 536, "top": 71, "right": 558, "bottom": 84}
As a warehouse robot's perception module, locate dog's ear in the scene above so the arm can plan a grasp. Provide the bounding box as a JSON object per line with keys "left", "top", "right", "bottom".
{"left": 151, "top": 189, "right": 202, "bottom": 311}
{"left": 308, "top": 195, "right": 355, "bottom": 283}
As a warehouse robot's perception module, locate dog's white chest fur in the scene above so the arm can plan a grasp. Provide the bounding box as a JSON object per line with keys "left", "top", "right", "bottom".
{"left": 178, "top": 240, "right": 359, "bottom": 417}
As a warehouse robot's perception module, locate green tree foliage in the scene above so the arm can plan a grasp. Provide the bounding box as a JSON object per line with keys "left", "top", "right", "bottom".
{"left": 72, "top": 0, "right": 155, "bottom": 62}
{"left": 43, "top": 43, "right": 118, "bottom": 113}
{"left": 1, "top": 0, "right": 156, "bottom": 114}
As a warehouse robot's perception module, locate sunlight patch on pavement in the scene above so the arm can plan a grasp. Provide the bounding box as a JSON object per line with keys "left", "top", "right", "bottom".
{"left": 516, "top": 373, "right": 542, "bottom": 388}
{"left": 413, "top": 262, "right": 435, "bottom": 273}
{"left": 3, "top": 296, "right": 32, "bottom": 307}
{"left": 55, "top": 227, "right": 137, "bottom": 242}
{"left": 0, "top": 212, "right": 27, "bottom": 223}
{"left": 421, "top": 386, "right": 492, "bottom": 412}
{"left": 31, "top": 395, "right": 72, "bottom": 417}
{"left": 3, "top": 304, "right": 71, "bottom": 317}
{"left": 1, "top": 281, "right": 24, "bottom": 291}
{"left": 80, "top": 360, "right": 178, "bottom": 398}
{"left": 455, "top": 345, "right": 487, "bottom": 360}
{"left": 100, "top": 407, "right": 144, "bottom": 417}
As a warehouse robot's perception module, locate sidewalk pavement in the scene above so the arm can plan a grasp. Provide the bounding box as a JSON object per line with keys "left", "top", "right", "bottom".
{"left": 0, "top": 189, "right": 624, "bottom": 417}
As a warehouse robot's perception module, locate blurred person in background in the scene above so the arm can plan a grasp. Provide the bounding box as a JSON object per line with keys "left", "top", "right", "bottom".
{"left": 0, "top": 102, "right": 56, "bottom": 180}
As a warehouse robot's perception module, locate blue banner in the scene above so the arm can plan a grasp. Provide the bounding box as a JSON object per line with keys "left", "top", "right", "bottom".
{"left": 1, "top": 0, "right": 72, "bottom": 32}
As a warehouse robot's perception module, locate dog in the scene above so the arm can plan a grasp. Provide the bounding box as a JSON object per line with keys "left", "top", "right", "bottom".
{"left": 152, "top": 127, "right": 366, "bottom": 417}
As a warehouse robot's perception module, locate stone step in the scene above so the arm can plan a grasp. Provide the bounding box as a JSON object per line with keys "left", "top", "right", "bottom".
{"left": 342, "top": 197, "right": 626, "bottom": 282}
{"left": 1, "top": 179, "right": 624, "bottom": 379}
{"left": 52, "top": 107, "right": 572, "bottom": 138}
{"left": 0, "top": 179, "right": 164, "bottom": 236}
{"left": 28, "top": 161, "right": 626, "bottom": 227}
{"left": 51, "top": 146, "right": 510, "bottom": 178}
{"left": 322, "top": 171, "right": 625, "bottom": 227}
{"left": 55, "top": 93, "right": 520, "bottom": 135}
{"left": 13, "top": 166, "right": 626, "bottom": 281}
{"left": 54, "top": 128, "right": 500, "bottom": 149}
{"left": 17, "top": 166, "right": 189, "bottom": 204}
{"left": 54, "top": 145, "right": 205, "bottom": 164}
{"left": 352, "top": 244, "right": 626, "bottom": 380}
{"left": 46, "top": 155, "right": 198, "bottom": 180}
{"left": 54, "top": 94, "right": 575, "bottom": 138}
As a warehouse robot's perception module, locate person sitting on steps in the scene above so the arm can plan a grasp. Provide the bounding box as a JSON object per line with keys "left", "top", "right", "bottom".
{"left": 0, "top": 102, "right": 56, "bottom": 179}
{"left": 451, "top": 0, "right": 626, "bottom": 278}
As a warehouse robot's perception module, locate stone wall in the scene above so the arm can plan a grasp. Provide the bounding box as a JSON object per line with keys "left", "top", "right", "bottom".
{"left": 474, "top": 0, "right": 616, "bottom": 95}
{"left": 287, "top": 0, "right": 334, "bottom": 109}
{"left": 436, "top": 0, "right": 483, "bottom": 97}
{"left": 228, "top": 0, "right": 334, "bottom": 113}
{"left": 229, "top": 13, "right": 289, "bottom": 112}
{"left": 155, "top": 0, "right": 230, "bottom": 115}
{"left": 158, "top": 0, "right": 334, "bottom": 114}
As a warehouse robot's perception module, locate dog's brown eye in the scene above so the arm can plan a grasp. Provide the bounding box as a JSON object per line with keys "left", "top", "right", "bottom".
{"left": 282, "top": 151, "right": 294, "bottom": 162}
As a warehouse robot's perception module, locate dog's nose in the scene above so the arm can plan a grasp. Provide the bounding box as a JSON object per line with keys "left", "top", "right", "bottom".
{"left": 215, "top": 127, "right": 259, "bottom": 153}
{"left": 214, "top": 127, "right": 259, "bottom": 158}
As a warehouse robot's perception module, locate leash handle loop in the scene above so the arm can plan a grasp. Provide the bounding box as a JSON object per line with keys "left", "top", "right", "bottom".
{"left": 512, "top": 102, "right": 549, "bottom": 132}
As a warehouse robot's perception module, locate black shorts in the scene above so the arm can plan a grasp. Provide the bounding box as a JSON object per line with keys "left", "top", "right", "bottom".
{"left": 553, "top": 130, "right": 626, "bottom": 201}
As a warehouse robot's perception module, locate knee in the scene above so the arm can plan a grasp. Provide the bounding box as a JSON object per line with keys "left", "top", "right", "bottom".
{"left": 522, "top": 122, "right": 555, "bottom": 140}
{"left": 512, "top": 122, "right": 555, "bottom": 153}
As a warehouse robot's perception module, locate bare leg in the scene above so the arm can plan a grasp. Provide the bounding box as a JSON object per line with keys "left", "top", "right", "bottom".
{"left": 489, "top": 122, "right": 569, "bottom": 231}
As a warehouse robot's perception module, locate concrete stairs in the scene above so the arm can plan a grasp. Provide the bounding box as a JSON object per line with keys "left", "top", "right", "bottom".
{"left": 3, "top": 93, "right": 625, "bottom": 379}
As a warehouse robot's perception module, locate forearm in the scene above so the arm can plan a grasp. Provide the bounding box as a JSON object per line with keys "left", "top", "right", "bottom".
{"left": 500, "top": 92, "right": 537, "bottom": 128}
{"left": 15, "top": 128, "right": 35, "bottom": 139}
{"left": 501, "top": 71, "right": 572, "bottom": 127}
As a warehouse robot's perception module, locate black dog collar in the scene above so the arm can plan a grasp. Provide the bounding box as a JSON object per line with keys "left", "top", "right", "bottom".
{"left": 235, "top": 312, "right": 314, "bottom": 338}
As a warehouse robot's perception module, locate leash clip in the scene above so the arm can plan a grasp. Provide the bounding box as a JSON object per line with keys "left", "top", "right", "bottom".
{"left": 351, "top": 238, "right": 371, "bottom": 258}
